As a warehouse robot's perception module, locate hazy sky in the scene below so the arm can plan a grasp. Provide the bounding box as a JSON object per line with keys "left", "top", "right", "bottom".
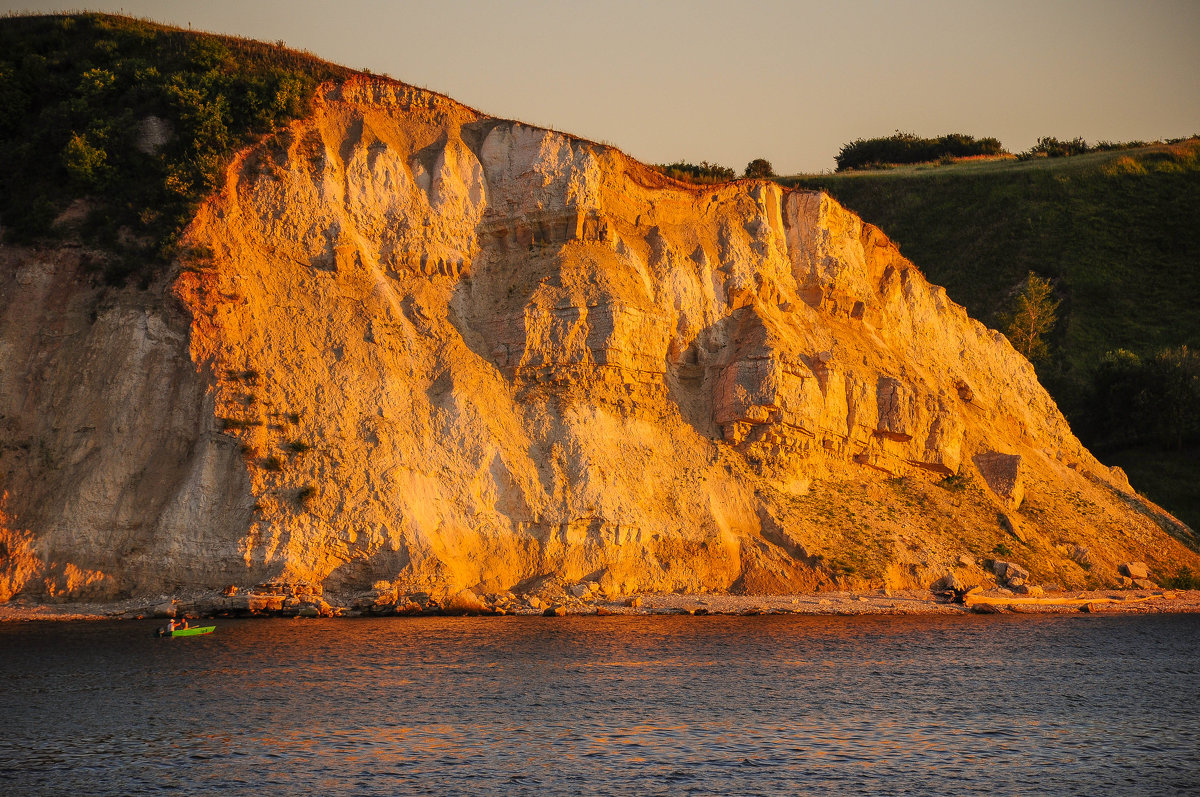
{"left": 4, "top": 0, "right": 1199, "bottom": 173}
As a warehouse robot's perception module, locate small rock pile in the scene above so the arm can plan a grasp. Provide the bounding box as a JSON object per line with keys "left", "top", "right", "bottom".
{"left": 992, "top": 560, "right": 1043, "bottom": 596}
{"left": 1117, "top": 561, "right": 1156, "bottom": 589}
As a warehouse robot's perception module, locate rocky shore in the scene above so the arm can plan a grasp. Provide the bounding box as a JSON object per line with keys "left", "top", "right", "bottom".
{"left": 3, "top": 584, "right": 1198, "bottom": 622}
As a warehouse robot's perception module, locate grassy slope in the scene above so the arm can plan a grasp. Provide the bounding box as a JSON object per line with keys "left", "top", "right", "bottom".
{"left": 0, "top": 13, "right": 353, "bottom": 283}
{"left": 784, "top": 144, "right": 1200, "bottom": 528}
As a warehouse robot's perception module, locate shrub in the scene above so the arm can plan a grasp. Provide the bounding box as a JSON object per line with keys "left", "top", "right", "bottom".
{"left": 1022, "top": 136, "right": 1090, "bottom": 159}
{"left": 295, "top": 485, "right": 316, "bottom": 507}
{"left": 652, "top": 160, "right": 735, "bottom": 184}
{"left": 743, "top": 158, "right": 775, "bottom": 178}
{"left": 1163, "top": 567, "right": 1200, "bottom": 590}
{"left": 1017, "top": 136, "right": 1155, "bottom": 160}
{"left": 61, "top": 133, "right": 111, "bottom": 187}
{"left": 835, "top": 131, "right": 1005, "bottom": 171}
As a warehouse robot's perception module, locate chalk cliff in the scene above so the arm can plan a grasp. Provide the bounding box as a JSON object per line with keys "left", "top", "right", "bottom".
{"left": 2, "top": 76, "right": 1195, "bottom": 602}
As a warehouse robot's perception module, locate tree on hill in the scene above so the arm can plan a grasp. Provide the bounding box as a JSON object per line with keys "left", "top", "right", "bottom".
{"left": 744, "top": 158, "right": 775, "bottom": 178}
{"left": 1000, "top": 272, "right": 1060, "bottom": 362}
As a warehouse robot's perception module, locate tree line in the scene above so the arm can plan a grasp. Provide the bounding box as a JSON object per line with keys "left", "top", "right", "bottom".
{"left": 653, "top": 158, "right": 776, "bottom": 184}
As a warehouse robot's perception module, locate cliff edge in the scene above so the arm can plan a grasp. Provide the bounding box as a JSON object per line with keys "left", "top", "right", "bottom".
{"left": 2, "top": 75, "right": 1196, "bottom": 603}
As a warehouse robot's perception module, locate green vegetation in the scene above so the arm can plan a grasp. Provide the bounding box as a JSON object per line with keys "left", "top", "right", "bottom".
{"left": 836, "top": 131, "right": 1005, "bottom": 172}
{"left": 786, "top": 138, "right": 1200, "bottom": 528}
{"left": 1087, "top": 347, "right": 1200, "bottom": 452}
{"left": 1020, "top": 136, "right": 1149, "bottom": 160}
{"left": 651, "top": 157, "right": 775, "bottom": 184}
{"left": 652, "top": 160, "right": 736, "bottom": 184}
{"left": 1162, "top": 566, "right": 1200, "bottom": 590}
{"left": 743, "top": 158, "right": 775, "bottom": 179}
{"left": 998, "top": 272, "right": 1060, "bottom": 362}
{"left": 0, "top": 13, "right": 353, "bottom": 285}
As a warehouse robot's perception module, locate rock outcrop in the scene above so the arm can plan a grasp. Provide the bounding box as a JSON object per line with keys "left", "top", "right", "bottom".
{"left": 2, "top": 76, "right": 1197, "bottom": 602}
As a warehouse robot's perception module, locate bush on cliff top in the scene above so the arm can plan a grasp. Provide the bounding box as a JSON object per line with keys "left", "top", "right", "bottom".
{"left": 652, "top": 160, "right": 737, "bottom": 184}
{"left": 0, "top": 13, "right": 353, "bottom": 285}
{"left": 835, "top": 131, "right": 1006, "bottom": 172}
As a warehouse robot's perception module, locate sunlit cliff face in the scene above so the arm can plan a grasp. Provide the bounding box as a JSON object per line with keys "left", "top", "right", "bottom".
{"left": 1, "top": 76, "right": 1195, "bottom": 601}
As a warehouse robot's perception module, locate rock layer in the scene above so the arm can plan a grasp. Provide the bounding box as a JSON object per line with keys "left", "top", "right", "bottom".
{"left": 2, "top": 76, "right": 1196, "bottom": 601}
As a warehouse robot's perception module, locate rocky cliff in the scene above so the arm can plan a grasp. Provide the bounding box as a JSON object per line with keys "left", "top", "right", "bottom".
{"left": 2, "top": 76, "right": 1196, "bottom": 603}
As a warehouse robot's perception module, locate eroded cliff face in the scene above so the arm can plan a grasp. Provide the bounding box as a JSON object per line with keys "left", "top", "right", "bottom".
{"left": 2, "top": 77, "right": 1196, "bottom": 601}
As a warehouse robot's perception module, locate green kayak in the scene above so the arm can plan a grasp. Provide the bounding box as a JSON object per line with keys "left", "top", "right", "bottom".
{"left": 166, "top": 625, "right": 215, "bottom": 638}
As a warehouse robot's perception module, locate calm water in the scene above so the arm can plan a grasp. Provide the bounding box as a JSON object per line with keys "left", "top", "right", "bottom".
{"left": 2, "top": 614, "right": 1198, "bottom": 796}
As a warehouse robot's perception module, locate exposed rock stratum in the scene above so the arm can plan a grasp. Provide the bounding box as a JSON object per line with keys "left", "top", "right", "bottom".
{"left": 2, "top": 77, "right": 1196, "bottom": 602}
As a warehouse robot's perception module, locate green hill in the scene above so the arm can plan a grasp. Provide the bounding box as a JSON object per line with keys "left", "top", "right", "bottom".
{"left": 0, "top": 13, "right": 353, "bottom": 284}
{"left": 785, "top": 143, "right": 1200, "bottom": 528}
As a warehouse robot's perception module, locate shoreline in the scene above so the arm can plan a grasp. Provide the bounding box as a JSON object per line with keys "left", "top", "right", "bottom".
{"left": 3, "top": 588, "right": 1198, "bottom": 622}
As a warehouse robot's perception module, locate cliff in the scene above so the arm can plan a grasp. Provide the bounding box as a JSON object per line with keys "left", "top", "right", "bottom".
{"left": 2, "top": 75, "right": 1196, "bottom": 603}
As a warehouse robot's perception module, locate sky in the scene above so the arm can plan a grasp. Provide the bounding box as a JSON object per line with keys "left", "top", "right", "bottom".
{"left": 3, "top": 0, "right": 1199, "bottom": 174}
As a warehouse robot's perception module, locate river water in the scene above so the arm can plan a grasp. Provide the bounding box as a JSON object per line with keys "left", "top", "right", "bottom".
{"left": 2, "top": 613, "right": 1198, "bottom": 795}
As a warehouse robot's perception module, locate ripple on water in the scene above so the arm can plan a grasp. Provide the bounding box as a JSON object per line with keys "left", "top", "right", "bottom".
{"left": 1, "top": 614, "right": 1199, "bottom": 795}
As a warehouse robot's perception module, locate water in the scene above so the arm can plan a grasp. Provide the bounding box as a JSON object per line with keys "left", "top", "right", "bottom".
{"left": 2, "top": 614, "right": 1198, "bottom": 795}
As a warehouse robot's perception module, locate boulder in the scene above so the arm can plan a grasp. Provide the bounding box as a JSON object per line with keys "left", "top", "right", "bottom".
{"left": 973, "top": 452, "right": 1024, "bottom": 509}
{"left": 957, "top": 554, "right": 976, "bottom": 568}
{"left": 245, "top": 594, "right": 285, "bottom": 613}
{"left": 934, "top": 572, "right": 965, "bottom": 591}
{"left": 1119, "top": 562, "right": 1149, "bottom": 579}
{"left": 443, "top": 588, "right": 489, "bottom": 615}
{"left": 1132, "top": 578, "right": 1157, "bottom": 590}
{"left": 394, "top": 600, "right": 422, "bottom": 616}
{"left": 544, "top": 605, "right": 567, "bottom": 617}
{"left": 992, "top": 560, "right": 1029, "bottom": 584}
{"left": 152, "top": 601, "right": 177, "bottom": 618}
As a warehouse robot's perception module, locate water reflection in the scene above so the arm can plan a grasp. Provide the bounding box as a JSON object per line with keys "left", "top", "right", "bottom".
{"left": 2, "top": 614, "right": 1198, "bottom": 795}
